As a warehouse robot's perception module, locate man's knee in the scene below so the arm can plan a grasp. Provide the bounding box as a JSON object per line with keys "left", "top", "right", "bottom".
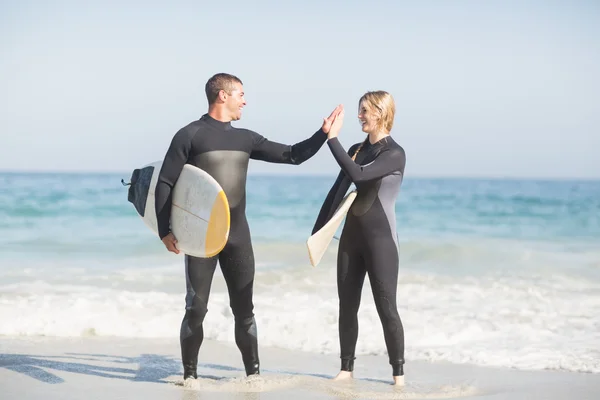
{"left": 229, "top": 293, "right": 255, "bottom": 319}
{"left": 180, "top": 305, "right": 208, "bottom": 340}
{"left": 231, "top": 300, "right": 255, "bottom": 320}
{"left": 186, "top": 297, "right": 209, "bottom": 328}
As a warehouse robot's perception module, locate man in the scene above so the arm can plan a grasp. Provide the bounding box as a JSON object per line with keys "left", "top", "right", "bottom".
{"left": 155, "top": 72, "right": 340, "bottom": 380}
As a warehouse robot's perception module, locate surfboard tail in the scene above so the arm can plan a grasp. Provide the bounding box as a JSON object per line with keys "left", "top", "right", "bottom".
{"left": 124, "top": 165, "right": 156, "bottom": 217}
{"left": 306, "top": 191, "right": 357, "bottom": 267}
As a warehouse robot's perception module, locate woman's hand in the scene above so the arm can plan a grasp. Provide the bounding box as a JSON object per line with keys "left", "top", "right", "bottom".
{"left": 327, "top": 106, "right": 345, "bottom": 139}
{"left": 322, "top": 104, "right": 343, "bottom": 134}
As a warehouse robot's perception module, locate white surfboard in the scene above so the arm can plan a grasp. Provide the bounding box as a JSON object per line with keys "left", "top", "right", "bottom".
{"left": 125, "top": 161, "right": 230, "bottom": 258}
{"left": 306, "top": 190, "right": 357, "bottom": 267}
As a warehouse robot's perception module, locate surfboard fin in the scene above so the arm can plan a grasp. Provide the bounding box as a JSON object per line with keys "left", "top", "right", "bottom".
{"left": 124, "top": 166, "right": 155, "bottom": 217}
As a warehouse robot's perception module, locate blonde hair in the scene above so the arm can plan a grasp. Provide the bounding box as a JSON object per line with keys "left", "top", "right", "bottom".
{"left": 351, "top": 137, "right": 369, "bottom": 161}
{"left": 351, "top": 90, "right": 396, "bottom": 161}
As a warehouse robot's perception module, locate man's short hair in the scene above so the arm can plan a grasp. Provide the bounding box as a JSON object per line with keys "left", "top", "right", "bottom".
{"left": 205, "top": 73, "right": 243, "bottom": 104}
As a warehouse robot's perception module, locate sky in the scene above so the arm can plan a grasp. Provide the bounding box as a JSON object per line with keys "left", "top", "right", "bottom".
{"left": 1, "top": 0, "right": 599, "bottom": 179}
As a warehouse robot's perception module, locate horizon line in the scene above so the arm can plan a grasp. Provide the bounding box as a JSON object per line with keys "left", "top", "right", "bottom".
{"left": 0, "top": 168, "right": 599, "bottom": 182}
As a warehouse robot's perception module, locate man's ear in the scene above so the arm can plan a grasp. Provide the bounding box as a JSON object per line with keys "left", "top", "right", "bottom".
{"left": 218, "top": 89, "right": 228, "bottom": 103}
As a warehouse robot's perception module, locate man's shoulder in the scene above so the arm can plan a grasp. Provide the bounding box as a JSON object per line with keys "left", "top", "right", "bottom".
{"left": 180, "top": 117, "right": 206, "bottom": 132}
{"left": 173, "top": 118, "right": 206, "bottom": 139}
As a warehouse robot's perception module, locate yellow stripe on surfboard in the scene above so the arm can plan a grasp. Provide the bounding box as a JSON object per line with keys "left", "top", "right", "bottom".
{"left": 205, "top": 190, "right": 230, "bottom": 257}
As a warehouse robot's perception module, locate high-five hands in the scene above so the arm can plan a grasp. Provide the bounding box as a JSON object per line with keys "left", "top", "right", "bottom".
{"left": 327, "top": 105, "right": 345, "bottom": 139}
{"left": 322, "top": 104, "right": 343, "bottom": 134}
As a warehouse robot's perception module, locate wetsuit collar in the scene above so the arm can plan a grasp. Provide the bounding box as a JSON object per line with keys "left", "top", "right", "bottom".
{"left": 365, "top": 136, "right": 390, "bottom": 149}
{"left": 201, "top": 113, "right": 232, "bottom": 130}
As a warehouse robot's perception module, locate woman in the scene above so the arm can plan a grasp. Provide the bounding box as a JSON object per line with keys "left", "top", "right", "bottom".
{"left": 312, "top": 91, "right": 407, "bottom": 386}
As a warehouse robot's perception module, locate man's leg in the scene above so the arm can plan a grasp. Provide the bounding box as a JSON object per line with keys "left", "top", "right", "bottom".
{"left": 218, "top": 227, "right": 259, "bottom": 376}
{"left": 180, "top": 254, "right": 218, "bottom": 379}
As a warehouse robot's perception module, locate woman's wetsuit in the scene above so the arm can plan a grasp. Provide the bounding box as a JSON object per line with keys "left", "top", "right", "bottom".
{"left": 155, "top": 114, "right": 327, "bottom": 379}
{"left": 312, "top": 136, "right": 407, "bottom": 376}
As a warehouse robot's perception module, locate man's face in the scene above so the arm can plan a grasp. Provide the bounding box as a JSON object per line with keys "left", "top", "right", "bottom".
{"left": 224, "top": 82, "right": 246, "bottom": 121}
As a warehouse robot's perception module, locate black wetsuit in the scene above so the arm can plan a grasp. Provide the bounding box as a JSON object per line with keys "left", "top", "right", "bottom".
{"left": 312, "top": 136, "right": 407, "bottom": 376}
{"left": 155, "top": 114, "right": 327, "bottom": 378}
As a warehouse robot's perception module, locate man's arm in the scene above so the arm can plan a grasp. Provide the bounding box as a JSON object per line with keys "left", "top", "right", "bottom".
{"left": 327, "top": 137, "right": 406, "bottom": 183}
{"left": 155, "top": 127, "right": 195, "bottom": 240}
{"left": 249, "top": 128, "right": 327, "bottom": 165}
{"left": 248, "top": 104, "right": 342, "bottom": 165}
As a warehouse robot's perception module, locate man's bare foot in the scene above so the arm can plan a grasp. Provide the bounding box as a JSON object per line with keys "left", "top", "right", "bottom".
{"left": 393, "top": 375, "right": 405, "bottom": 386}
{"left": 333, "top": 370, "right": 353, "bottom": 381}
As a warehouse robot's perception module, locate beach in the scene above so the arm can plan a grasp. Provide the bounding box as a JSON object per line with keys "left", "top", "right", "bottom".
{"left": 1, "top": 172, "right": 599, "bottom": 399}
{"left": 3, "top": 0, "right": 600, "bottom": 396}
{"left": 2, "top": 336, "right": 599, "bottom": 399}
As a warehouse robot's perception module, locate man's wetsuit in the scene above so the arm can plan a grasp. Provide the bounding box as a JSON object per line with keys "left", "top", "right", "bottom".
{"left": 312, "top": 136, "right": 407, "bottom": 376}
{"left": 156, "top": 114, "right": 327, "bottom": 379}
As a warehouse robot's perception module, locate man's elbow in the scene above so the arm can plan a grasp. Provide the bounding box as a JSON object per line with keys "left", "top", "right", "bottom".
{"left": 291, "top": 157, "right": 305, "bottom": 165}
{"left": 288, "top": 153, "right": 307, "bottom": 165}
{"left": 289, "top": 147, "right": 317, "bottom": 165}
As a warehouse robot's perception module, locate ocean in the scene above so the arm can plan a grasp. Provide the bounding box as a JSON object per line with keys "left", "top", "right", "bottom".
{"left": 0, "top": 171, "right": 599, "bottom": 374}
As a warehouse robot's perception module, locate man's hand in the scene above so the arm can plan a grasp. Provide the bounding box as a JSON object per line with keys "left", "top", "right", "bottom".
{"left": 327, "top": 106, "right": 345, "bottom": 139}
{"left": 322, "top": 104, "right": 343, "bottom": 134}
{"left": 161, "top": 232, "right": 180, "bottom": 254}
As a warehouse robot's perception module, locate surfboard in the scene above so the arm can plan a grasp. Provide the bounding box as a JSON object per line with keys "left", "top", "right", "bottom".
{"left": 124, "top": 161, "right": 230, "bottom": 258}
{"left": 306, "top": 190, "right": 357, "bottom": 267}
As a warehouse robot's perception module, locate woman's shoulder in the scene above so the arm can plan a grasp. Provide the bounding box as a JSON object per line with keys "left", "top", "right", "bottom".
{"left": 385, "top": 137, "right": 405, "bottom": 157}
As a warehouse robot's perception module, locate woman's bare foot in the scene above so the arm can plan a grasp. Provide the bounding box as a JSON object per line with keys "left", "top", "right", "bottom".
{"left": 393, "top": 375, "right": 405, "bottom": 386}
{"left": 333, "top": 370, "right": 353, "bottom": 381}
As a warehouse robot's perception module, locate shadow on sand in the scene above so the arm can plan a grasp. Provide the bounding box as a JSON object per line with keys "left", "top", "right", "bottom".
{"left": 0, "top": 352, "right": 335, "bottom": 385}
{"left": 0, "top": 352, "right": 181, "bottom": 384}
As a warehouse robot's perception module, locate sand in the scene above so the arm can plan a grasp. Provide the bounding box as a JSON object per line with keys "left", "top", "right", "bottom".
{"left": 1, "top": 336, "right": 599, "bottom": 400}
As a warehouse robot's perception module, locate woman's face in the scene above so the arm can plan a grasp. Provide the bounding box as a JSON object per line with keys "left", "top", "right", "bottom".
{"left": 358, "top": 101, "right": 379, "bottom": 134}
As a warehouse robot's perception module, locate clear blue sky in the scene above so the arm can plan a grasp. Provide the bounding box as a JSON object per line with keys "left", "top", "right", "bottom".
{"left": 1, "top": 0, "right": 599, "bottom": 178}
